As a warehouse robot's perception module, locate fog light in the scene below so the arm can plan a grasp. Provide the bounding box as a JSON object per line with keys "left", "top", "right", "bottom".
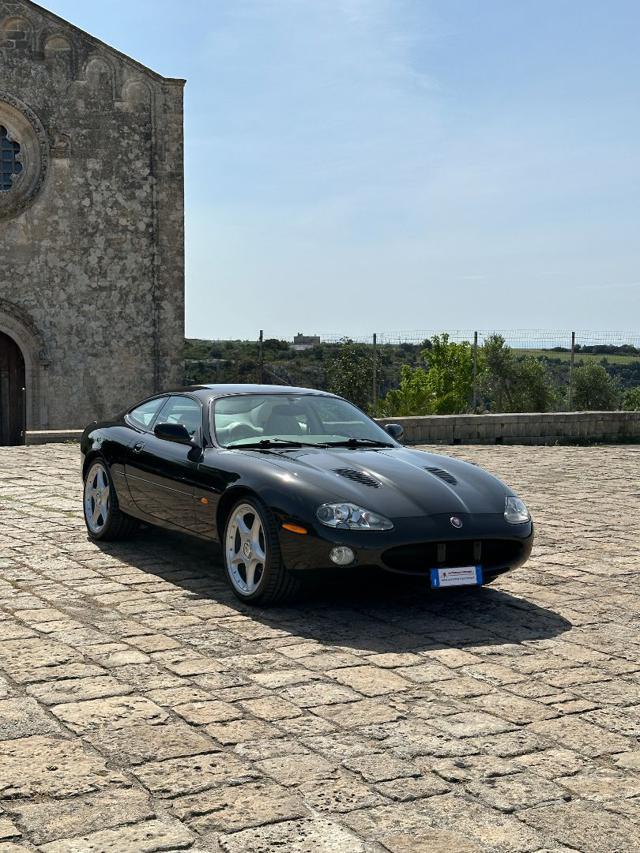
{"left": 329, "top": 546, "right": 355, "bottom": 566}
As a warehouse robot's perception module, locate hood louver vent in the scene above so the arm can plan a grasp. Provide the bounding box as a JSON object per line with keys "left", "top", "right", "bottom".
{"left": 426, "top": 467, "right": 458, "bottom": 486}
{"left": 334, "top": 468, "right": 381, "bottom": 488}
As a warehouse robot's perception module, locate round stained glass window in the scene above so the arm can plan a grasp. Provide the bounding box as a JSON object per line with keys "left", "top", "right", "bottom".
{"left": 0, "top": 125, "right": 23, "bottom": 191}
{"left": 0, "top": 92, "right": 49, "bottom": 220}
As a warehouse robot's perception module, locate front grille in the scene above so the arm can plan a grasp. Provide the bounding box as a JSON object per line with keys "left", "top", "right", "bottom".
{"left": 425, "top": 467, "right": 457, "bottom": 485}
{"left": 334, "top": 468, "right": 381, "bottom": 488}
{"left": 382, "top": 539, "right": 524, "bottom": 573}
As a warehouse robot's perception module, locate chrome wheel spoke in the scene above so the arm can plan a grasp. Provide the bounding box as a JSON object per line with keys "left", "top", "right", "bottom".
{"left": 236, "top": 516, "right": 251, "bottom": 537}
{"left": 245, "top": 560, "right": 257, "bottom": 591}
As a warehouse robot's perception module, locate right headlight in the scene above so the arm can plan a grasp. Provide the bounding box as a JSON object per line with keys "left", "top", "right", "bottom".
{"left": 316, "top": 502, "right": 394, "bottom": 530}
{"left": 504, "top": 496, "right": 530, "bottom": 524}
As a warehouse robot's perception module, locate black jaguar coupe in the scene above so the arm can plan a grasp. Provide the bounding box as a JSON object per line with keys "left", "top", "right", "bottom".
{"left": 80, "top": 385, "right": 533, "bottom": 604}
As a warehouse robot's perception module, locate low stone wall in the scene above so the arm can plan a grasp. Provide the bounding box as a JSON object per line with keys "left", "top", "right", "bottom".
{"left": 24, "top": 411, "right": 640, "bottom": 447}
{"left": 26, "top": 430, "right": 83, "bottom": 446}
{"left": 377, "top": 411, "right": 640, "bottom": 446}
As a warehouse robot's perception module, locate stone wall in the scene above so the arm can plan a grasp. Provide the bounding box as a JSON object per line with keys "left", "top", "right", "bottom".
{"left": 25, "top": 410, "right": 640, "bottom": 446}
{"left": 377, "top": 411, "right": 640, "bottom": 445}
{"left": 0, "top": 0, "right": 185, "bottom": 432}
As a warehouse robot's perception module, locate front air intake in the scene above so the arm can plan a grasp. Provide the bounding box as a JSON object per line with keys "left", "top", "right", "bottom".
{"left": 426, "top": 467, "right": 458, "bottom": 485}
{"left": 382, "top": 539, "right": 525, "bottom": 573}
{"left": 334, "top": 469, "right": 381, "bottom": 488}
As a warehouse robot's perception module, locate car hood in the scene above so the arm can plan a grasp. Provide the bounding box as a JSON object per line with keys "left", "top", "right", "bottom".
{"left": 252, "top": 446, "right": 511, "bottom": 518}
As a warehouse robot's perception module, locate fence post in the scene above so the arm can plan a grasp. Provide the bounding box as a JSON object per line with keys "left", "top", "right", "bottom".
{"left": 372, "top": 333, "right": 378, "bottom": 414}
{"left": 258, "top": 329, "right": 264, "bottom": 384}
{"left": 472, "top": 331, "right": 478, "bottom": 412}
{"left": 568, "top": 331, "right": 575, "bottom": 410}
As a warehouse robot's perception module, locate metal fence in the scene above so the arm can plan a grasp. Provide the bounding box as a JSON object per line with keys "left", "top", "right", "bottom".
{"left": 313, "top": 329, "right": 640, "bottom": 349}
{"left": 251, "top": 328, "right": 640, "bottom": 413}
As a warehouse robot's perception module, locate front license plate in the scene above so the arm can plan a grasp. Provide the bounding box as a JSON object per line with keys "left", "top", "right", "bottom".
{"left": 430, "top": 566, "right": 483, "bottom": 588}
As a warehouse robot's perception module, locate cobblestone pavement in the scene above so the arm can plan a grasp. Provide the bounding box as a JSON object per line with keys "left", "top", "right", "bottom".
{"left": 0, "top": 444, "right": 639, "bottom": 853}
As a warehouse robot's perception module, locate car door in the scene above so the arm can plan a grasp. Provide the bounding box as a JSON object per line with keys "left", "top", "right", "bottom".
{"left": 109, "top": 395, "right": 169, "bottom": 511}
{"left": 124, "top": 394, "right": 203, "bottom": 531}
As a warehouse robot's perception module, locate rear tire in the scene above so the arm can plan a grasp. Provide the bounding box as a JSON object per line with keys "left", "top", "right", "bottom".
{"left": 223, "top": 497, "right": 300, "bottom": 605}
{"left": 83, "top": 459, "right": 138, "bottom": 541}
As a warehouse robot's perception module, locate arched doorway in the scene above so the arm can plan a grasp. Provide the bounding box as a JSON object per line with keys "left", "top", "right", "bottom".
{"left": 0, "top": 331, "right": 25, "bottom": 445}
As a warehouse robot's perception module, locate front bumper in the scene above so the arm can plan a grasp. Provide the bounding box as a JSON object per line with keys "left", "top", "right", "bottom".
{"left": 278, "top": 512, "right": 534, "bottom": 580}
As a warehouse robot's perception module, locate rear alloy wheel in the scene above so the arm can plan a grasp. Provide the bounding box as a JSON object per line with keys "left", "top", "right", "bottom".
{"left": 83, "top": 460, "right": 137, "bottom": 541}
{"left": 223, "top": 498, "right": 299, "bottom": 605}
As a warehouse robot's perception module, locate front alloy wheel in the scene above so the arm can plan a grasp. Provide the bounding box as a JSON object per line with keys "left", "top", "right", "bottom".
{"left": 83, "top": 459, "right": 137, "bottom": 541}
{"left": 223, "top": 498, "right": 300, "bottom": 605}
{"left": 84, "top": 461, "right": 111, "bottom": 536}
{"left": 225, "top": 502, "right": 267, "bottom": 595}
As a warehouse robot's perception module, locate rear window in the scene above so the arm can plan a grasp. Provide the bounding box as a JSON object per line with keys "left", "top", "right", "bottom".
{"left": 156, "top": 396, "right": 202, "bottom": 438}
{"left": 127, "top": 397, "right": 166, "bottom": 431}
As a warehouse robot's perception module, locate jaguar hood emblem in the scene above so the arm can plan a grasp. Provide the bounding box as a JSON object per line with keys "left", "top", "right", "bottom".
{"left": 450, "top": 516, "right": 463, "bottom": 529}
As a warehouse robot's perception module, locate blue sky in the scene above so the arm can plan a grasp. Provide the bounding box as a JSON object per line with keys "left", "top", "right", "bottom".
{"left": 44, "top": 0, "right": 640, "bottom": 339}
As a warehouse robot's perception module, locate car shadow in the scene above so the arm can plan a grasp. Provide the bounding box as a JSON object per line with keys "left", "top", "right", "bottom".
{"left": 94, "top": 527, "right": 572, "bottom": 653}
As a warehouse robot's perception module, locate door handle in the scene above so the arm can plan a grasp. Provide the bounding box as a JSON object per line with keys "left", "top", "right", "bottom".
{"left": 133, "top": 442, "right": 145, "bottom": 453}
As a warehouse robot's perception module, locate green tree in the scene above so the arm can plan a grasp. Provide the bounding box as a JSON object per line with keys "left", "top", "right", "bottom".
{"left": 380, "top": 364, "right": 434, "bottom": 416}
{"left": 326, "top": 339, "right": 376, "bottom": 411}
{"left": 571, "top": 362, "right": 620, "bottom": 410}
{"left": 623, "top": 387, "right": 640, "bottom": 411}
{"left": 381, "top": 334, "right": 475, "bottom": 416}
{"left": 482, "top": 335, "right": 517, "bottom": 411}
{"left": 509, "top": 358, "right": 558, "bottom": 412}
{"left": 422, "top": 334, "right": 475, "bottom": 413}
{"left": 482, "top": 335, "right": 557, "bottom": 412}
{"left": 263, "top": 338, "right": 289, "bottom": 354}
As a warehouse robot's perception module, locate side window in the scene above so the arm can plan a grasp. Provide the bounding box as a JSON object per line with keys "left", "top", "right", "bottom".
{"left": 127, "top": 397, "right": 167, "bottom": 431}
{"left": 156, "top": 396, "right": 202, "bottom": 438}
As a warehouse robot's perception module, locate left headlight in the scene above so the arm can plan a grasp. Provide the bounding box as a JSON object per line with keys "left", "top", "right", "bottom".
{"left": 504, "top": 496, "right": 530, "bottom": 524}
{"left": 316, "top": 502, "right": 394, "bottom": 531}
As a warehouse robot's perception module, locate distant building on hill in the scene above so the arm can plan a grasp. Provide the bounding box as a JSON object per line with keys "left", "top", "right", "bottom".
{"left": 291, "top": 332, "right": 321, "bottom": 352}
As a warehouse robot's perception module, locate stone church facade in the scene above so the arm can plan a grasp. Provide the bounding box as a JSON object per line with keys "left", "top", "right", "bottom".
{"left": 0, "top": 0, "right": 185, "bottom": 444}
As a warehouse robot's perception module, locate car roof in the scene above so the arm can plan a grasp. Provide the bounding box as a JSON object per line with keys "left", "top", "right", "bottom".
{"left": 183, "top": 384, "right": 339, "bottom": 401}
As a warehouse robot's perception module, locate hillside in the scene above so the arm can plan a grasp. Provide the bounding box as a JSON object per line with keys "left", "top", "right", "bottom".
{"left": 185, "top": 338, "right": 640, "bottom": 399}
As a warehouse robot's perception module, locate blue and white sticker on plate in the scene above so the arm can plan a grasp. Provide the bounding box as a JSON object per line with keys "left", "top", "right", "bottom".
{"left": 430, "top": 565, "right": 483, "bottom": 588}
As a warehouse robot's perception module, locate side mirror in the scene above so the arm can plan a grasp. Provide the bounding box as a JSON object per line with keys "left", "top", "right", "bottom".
{"left": 384, "top": 423, "right": 404, "bottom": 442}
{"left": 154, "top": 422, "right": 193, "bottom": 445}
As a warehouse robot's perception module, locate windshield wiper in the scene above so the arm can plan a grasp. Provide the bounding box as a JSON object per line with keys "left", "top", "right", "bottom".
{"left": 323, "top": 438, "right": 394, "bottom": 448}
{"left": 226, "top": 438, "right": 306, "bottom": 450}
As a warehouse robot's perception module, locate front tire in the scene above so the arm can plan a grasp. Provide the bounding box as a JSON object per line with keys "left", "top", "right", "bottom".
{"left": 83, "top": 459, "right": 138, "bottom": 541}
{"left": 223, "top": 497, "right": 300, "bottom": 605}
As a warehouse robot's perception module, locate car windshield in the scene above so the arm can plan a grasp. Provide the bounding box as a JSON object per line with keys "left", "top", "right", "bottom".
{"left": 213, "top": 393, "right": 394, "bottom": 449}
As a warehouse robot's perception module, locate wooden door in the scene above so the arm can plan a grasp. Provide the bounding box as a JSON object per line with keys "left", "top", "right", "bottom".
{"left": 0, "top": 332, "right": 25, "bottom": 446}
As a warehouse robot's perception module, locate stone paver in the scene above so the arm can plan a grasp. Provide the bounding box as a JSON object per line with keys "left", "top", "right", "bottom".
{"left": 0, "top": 442, "right": 640, "bottom": 851}
{"left": 4, "top": 788, "right": 154, "bottom": 846}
